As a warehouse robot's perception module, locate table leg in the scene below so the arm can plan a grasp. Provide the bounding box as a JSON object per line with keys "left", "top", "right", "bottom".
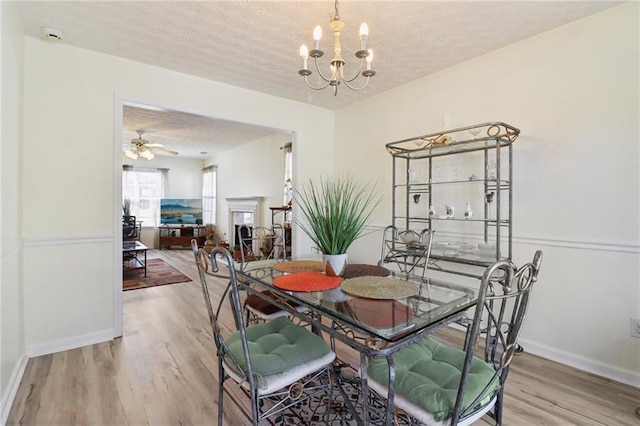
{"left": 360, "top": 352, "right": 370, "bottom": 425}
{"left": 143, "top": 250, "right": 147, "bottom": 277}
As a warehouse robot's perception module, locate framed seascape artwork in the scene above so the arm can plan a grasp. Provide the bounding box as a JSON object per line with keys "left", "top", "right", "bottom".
{"left": 160, "top": 199, "right": 203, "bottom": 224}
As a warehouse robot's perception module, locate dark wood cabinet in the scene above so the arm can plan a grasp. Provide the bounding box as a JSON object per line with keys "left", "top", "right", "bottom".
{"left": 159, "top": 225, "right": 206, "bottom": 249}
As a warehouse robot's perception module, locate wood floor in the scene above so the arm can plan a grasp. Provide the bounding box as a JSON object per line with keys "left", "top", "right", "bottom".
{"left": 7, "top": 249, "right": 640, "bottom": 425}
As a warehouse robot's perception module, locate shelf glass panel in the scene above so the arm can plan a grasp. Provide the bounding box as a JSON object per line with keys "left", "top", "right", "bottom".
{"left": 386, "top": 122, "right": 520, "bottom": 159}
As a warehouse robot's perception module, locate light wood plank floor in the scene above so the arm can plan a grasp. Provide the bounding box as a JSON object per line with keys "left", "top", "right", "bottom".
{"left": 7, "top": 249, "right": 640, "bottom": 425}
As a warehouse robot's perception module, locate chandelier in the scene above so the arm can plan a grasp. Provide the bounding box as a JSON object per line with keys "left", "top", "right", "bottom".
{"left": 298, "top": 0, "right": 375, "bottom": 96}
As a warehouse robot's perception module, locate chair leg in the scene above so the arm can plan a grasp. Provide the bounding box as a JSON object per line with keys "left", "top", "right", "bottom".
{"left": 494, "top": 388, "right": 504, "bottom": 425}
{"left": 250, "top": 391, "right": 260, "bottom": 426}
{"left": 325, "top": 365, "right": 333, "bottom": 425}
{"left": 218, "top": 360, "right": 224, "bottom": 426}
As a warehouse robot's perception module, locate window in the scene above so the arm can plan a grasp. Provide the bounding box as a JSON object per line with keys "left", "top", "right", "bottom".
{"left": 202, "top": 165, "right": 217, "bottom": 225}
{"left": 122, "top": 166, "right": 167, "bottom": 226}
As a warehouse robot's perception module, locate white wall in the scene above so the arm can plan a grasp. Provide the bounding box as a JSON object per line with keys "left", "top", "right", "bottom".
{"left": 336, "top": 3, "right": 639, "bottom": 386}
{"left": 210, "top": 131, "right": 291, "bottom": 243}
{"left": 21, "top": 37, "right": 334, "bottom": 356}
{"left": 0, "top": 2, "right": 27, "bottom": 423}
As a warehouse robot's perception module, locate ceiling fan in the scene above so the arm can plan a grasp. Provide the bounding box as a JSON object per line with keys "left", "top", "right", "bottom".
{"left": 124, "top": 130, "right": 178, "bottom": 160}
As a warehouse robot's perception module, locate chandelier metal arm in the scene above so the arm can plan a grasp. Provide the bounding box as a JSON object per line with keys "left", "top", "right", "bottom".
{"left": 340, "top": 75, "right": 371, "bottom": 91}
{"left": 312, "top": 56, "right": 332, "bottom": 83}
{"left": 338, "top": 60, "right": 366, "bottom": 83}
{"left": 302, "top": 74, "right": 333, "bottom": 91}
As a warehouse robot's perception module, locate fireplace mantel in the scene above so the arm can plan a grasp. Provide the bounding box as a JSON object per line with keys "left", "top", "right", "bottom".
{"left": 225, "top": 196, "right": 264, "bottom": 209}
{"left": 226, "top": 197, "right": 264, "bottom": 246}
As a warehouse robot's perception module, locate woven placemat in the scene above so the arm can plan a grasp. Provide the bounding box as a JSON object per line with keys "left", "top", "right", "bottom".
{"left": 274, "top": 260, "right": 325, "bottom": 273}
{"left": 341, "top": 276, "right": 420, "bottom": 300}
{"left": 343, "top": 264, "right": 390, "bottom": 279}
{"left": 273, "top": 272, "right": 343, "bottom": 292}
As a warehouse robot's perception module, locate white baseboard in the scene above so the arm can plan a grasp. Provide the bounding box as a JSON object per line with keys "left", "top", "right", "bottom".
{"left": 26, "top": 329, "right": 115, "bottom": 358}
{"left": 443, "top": 325, "right": 640, "bottom": 388}
{"left": 518, "top": 337, "right": 640, "bottom": 388}
{"left": 1, "top": 354, "right": 28, "bottom": 426}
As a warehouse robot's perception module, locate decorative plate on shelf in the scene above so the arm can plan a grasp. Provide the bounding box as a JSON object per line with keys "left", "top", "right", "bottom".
{"left": 398, "top": 230, "right": 420, "bottom": 244}
{"left": 434, "top": 241, "right": 474, "bottom": 250}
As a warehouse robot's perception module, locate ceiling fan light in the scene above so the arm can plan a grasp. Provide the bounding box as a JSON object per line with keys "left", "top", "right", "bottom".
{"left": 124, "top": 149, "right": 138, "bottom": 160}
{"left": 140, "top": 150, "right": 154, "bottom": 160}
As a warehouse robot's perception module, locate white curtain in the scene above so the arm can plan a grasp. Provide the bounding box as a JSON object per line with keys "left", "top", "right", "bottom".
{"left": 122, "top": 166, "right": 167, "bottom": 227}
{"left": 202, "top": 165, "right": 216, "bottom": 225}
{"left": 282, "top": 142, "right": 292, "bottom": 205}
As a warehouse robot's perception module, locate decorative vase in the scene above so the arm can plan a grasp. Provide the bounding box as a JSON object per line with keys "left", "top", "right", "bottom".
{"left": 445, "top": 204, "right": 455, "bottom": 218}
{"left": 322, "top": 288, "right": 348, "bottom": 302}
{"left": 464, "top": 202, "right": 473, "bottom": 220}
{"left": 323, "top": 253, "right": 348, "bottom": 277}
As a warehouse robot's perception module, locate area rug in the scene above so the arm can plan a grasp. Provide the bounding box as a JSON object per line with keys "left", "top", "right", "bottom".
{"left": 264, "top": 362, "right": 412, "bottom": 426}
{"left": 123, "top": 258, "right": 192, "bottom": 291}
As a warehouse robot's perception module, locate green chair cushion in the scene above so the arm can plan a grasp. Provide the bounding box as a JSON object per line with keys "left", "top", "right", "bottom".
{"left": 226, "top": 316, "right": 330, "bottom": 376}
{"left": 367, "top": 336, "right": 499, "bottom": 422}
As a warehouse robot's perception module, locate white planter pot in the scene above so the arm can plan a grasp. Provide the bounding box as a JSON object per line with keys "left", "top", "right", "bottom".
{"left": 322, "top": 288, "right": 348, "bottom": 302}
{"left": 323, "top": 253, "right": 348, "bottom": 277}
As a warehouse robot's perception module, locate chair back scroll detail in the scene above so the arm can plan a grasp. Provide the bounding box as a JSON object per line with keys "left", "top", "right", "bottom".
{"left": 453, "top": 250, "right": 544, "bottom": 423}
{"left": 190, "top": 238, "right": 335, "bottom": 425}
{"left": 379, "top": 225, "right": 435, "bottom": 278}
{"left": 191, "top": 240, "right": 228, "bottom": 348}
{"left": 190, "top": 239, "right": 252, "bottom": 381}
{"left": 237, "top": 224, "right": 287, "bottom": 270}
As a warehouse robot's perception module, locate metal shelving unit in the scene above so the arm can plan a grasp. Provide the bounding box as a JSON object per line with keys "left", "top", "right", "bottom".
{"left": 386, "top": 122, "right": 520, "bottom": 276}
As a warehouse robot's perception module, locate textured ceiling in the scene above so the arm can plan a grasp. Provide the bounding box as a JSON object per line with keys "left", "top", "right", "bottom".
{"left": 122, "top": 103, "right": 284, "bottom": 159}
{"left": 16, "top": 0, "right": 621, "bottom": 157}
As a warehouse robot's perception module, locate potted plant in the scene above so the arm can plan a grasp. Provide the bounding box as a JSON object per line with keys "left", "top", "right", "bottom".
{"left": 293, "top": 176, "right": 381, "bottom": 276}
{"left": 122, "top": 198, "right": 131, "bottom": 217}
{"left": 232, "top": 245, "right": 242, "bottom": 261}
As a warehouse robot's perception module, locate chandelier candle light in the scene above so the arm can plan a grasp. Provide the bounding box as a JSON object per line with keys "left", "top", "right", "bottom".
{"left": 298, "top": 0, "right": 375, "bottom": 96}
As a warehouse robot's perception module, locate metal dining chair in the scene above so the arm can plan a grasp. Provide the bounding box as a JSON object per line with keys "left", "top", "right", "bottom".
{"left": 233, "top": 224, "right": 310, "bottom": 324}
{"left": 236, "top": 224, "right": 286, "bottom": 266}
{"left": 367, "top": 250, "right": 543, "bottom": 426}
{"left": 379, "top": 225, "right": 435, "bottom": 279}
{"left": 191, "top": 240, "right": 336, "bottom": 425}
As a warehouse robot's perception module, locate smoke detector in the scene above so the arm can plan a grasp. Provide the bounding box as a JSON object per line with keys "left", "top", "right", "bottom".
{"left": 40, "top": 26, "right": 64, "bottom": 41}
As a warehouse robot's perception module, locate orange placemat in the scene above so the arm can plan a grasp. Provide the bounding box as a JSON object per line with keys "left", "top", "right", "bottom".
{"left": 273, "top": 272, "right": 343, "bottom": 292}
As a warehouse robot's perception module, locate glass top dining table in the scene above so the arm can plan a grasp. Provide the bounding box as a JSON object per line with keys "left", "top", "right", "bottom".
{"left": 236, "top": 259, "right": 482, "bottom": 425}
{"left": 238, "top": 260, "right": 480, "bottom": 346}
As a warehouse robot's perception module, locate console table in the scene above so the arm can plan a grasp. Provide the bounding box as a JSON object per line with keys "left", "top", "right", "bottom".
{"left": 159, "top": 225, "right": 206, "bottom": 249}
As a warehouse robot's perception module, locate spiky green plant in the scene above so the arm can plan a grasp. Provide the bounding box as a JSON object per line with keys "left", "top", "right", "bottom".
{"left": 293, "top": 176, "right": 381, "bottom": 255}
{"left": 122, "top": 198, "right": 131, "bottom": 216}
